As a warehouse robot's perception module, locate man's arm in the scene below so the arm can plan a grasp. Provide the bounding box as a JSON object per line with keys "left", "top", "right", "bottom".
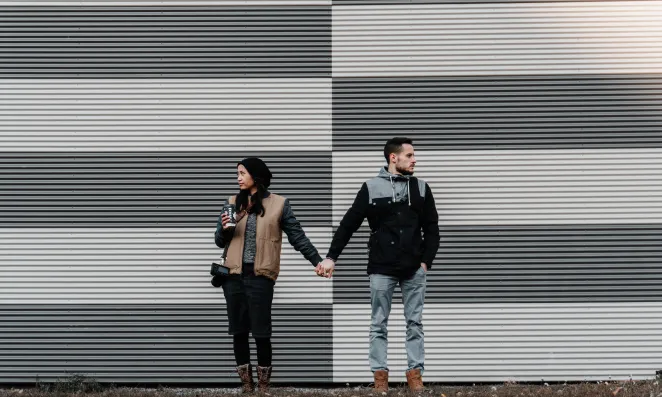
{"left": 280, "top": 199, "right": 323, "bottom": 266}
{"left": 420, "top": 183, "right": 440, "bottom": 270}
{"left": 326, "top": 182, "right": 370, "bottom": 261}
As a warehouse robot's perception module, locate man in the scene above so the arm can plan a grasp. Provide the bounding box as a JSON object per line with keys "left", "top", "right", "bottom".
{"left": 317, "top": 137, "right": 440, "bottom": 392}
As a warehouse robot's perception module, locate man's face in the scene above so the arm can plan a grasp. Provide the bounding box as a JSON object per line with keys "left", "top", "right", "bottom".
{"left": 392, "top": 144, "right": 416, "bottom": 175}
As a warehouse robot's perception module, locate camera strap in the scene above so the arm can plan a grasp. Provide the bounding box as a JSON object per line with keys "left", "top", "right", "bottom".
{"left": 220, "top": 241, "right": 229, "bottom": 265}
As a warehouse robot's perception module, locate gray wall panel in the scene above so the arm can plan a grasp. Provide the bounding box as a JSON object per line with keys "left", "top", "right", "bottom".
{"left": 333, "top": 302, "right": 662, "bottom": 382}
{"left": 0, "top": 304, "right": 333, "bottom": 383}
{"left": 0, "top": 79, "right": 332, "bottom": 152}
{"left": 332, "top": 2, "right": 662, "bottom": 77}
{"left": 333, "top": 224, "right": 662, "bottom": 303}
{"left": 0, "top": 152, "right": 331, "bottom": 227}
{"left": 0, "top": 227, "right": 332, "bottom": 305}
{"left": 0, "top": 7, "right": 331, "bottom": 77}
{"left": 333, "top": 75, "right": 662, "bottom": 151}
{"left": 334, "top": 0, "right": 655, "bottom": 4}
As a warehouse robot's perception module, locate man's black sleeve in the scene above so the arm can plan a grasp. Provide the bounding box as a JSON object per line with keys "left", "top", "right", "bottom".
{"left": 420, "top": 183, "right": 440, "bottom": 269}
{"left": 326, "top": 183, "right": 369, "bottom": 261}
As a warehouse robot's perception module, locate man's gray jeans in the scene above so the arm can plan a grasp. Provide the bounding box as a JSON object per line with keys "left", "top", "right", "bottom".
{"left": 369, "top": 266, "right": 426, "bottom": 373}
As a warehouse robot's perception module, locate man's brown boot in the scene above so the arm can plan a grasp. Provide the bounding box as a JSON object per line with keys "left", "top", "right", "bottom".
{"left": 236, "top": 364, "right": 255, "bottom": 393}
{"left": 256, "top": 366, "right": 272, "bottom": 392}
{"left": 374, "top": 370, "right": 389, "bottom": 393}
{"left": 406, "top": 368, "right": 424, "bottom": 392}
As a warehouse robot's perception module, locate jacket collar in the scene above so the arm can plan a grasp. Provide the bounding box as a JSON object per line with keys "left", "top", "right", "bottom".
{"left": 378, "top": 166, "right": 410, "bottom": 181}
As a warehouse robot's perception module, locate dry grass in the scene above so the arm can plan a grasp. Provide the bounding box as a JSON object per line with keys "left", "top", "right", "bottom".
{"left": 1, "top": 376, "right": 660, "bottom": 397}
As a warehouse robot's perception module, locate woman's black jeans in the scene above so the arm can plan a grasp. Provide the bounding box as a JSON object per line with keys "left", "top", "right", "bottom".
{"left": 221, "top": 263, "right": 274, "bottom": 367}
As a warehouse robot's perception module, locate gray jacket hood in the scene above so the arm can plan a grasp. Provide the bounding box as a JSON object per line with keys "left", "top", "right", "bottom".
{"left": 377, "top": 167, "right": 414, "bottom": 206}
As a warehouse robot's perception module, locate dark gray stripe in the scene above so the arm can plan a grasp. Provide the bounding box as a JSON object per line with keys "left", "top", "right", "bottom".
{"left": 0, "top": 152, "right": 331, "bottom": 227}
{"left": 0, "top": 7, "right": 330, "bottom": 77}
{"left": 0, "top": 304, "right": 332, "bottom": 384}
{"left": 332, "top": 224, "right": 662, "bottom": 304}
{"left": 333, "top": 75, "right": 662, "bottom": 151}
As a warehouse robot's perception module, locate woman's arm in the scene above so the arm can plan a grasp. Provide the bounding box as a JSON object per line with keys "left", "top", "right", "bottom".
{"left": 280, "top": 199, "right": 323, "bottom": 266}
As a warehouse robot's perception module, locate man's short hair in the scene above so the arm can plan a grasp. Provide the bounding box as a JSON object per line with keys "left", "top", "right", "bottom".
{"left": 384, "top": 137, "right": 414, "bottom": 163}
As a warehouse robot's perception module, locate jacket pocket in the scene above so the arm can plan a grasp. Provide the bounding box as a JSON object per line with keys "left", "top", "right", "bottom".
{"left": 369, "top": 228, "right": 397, "bottom": 265}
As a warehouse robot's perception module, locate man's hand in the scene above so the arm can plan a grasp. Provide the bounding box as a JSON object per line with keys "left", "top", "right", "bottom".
{"left": 421, "top": 263, "right": 427, "bottom": 272}
{"left": 315, "top": 258, "right": 336, "bottom": 278}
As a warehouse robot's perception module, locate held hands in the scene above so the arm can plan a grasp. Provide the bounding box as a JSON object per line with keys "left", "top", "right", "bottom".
{"left": 313, "top": 260, "right": 423, "bottom": 278}
{"left": 315, "top": 258, "right": 335, "bottom": 278}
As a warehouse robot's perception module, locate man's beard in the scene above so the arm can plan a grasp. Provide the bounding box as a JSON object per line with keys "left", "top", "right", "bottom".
{"left": 396, "top": 165, "right": 414, "bottom": 176}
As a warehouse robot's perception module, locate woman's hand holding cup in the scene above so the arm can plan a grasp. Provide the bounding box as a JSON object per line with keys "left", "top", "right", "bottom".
{"left": 221, "top": 213, "right": 232, "bottom": 230}
{"left": 222, "top": 205, "right": 237, "bottom": 230}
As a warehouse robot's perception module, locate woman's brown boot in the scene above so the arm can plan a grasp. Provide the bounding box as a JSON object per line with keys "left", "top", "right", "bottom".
{"left": 236, "top": 364, "right": 255, "bottom": 393}
{"left": 256, "top": 366, "right": 272, "bottom": 392}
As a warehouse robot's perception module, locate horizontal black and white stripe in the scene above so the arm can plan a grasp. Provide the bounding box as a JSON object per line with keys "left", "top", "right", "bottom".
{"left": 0, "top": 79, "right": 332, "bottom": 152}
{"left": 332, "top": 224, "right": 662, "bottom": 303}
{"left": 2, "top": 0, "right": 662, "bottom": 386}
{"left": 0, "top": 7, "right": 331, "bottom": 77}
{"left": 333, "top": 0, "right": 631, "bottom": 4}
{"left": 333, "top": 75, "right": 662, "bottom": 151}
{"left": 0, "top": 304, "right": 333, "bottom": 383}
{"left": 332, "top": 2, "right": 662, "bottom": 77}
{"left": 0, "top": 152, "right": 332, "bottom": 227}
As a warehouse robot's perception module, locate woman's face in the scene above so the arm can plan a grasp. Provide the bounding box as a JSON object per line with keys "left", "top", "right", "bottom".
{"left": 237, "top": 164, "right": 255, "bottom": 191}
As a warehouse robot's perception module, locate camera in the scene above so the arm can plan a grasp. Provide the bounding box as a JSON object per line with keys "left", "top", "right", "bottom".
{"left": 210, "top": 261, "right": 231, "bottom": 288}
{"left": 211, "top": 262, "right": 231, "bottom": 276}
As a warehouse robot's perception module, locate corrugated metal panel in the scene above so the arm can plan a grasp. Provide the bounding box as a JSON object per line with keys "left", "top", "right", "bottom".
{"left": 333, "top": 75, "right": 662, "bottom": 151}
{"left": 0, "top": 2, "right": 335, "bottom": 384}
{"left": 331, "top": 148, "right": 662, "bottom": 380}
{"left": 334, "top": 0, "right": 628, "bottom": 4}
{"left": 0, "top": 1, "right": 330, "bottom": 4}
{"left": 0, "top": 152, "right": 332, "bottom": 227}
{"left": 0, "top": 79, "right": 331, "bottom": 151}
{"left": 333, "top": 1, "right": 662, "bottom": 76}
{"left": 0, "top": 7, "right": 331, "bottom": 77}
{"left": 1, "top": 0, "right": 662, "bottom": 386}
{"left": 333, "top": 303, "right": 662, "bottom": 382}
{"left": 334, "top": 223, "right": 662, "bottom": 303}
{"left": 333, "top": 149, "right": 662, "bottom": 225}
{"left": 0, "top": 228, "right": 331, "bottom": 304}
{"left": 0, "top": 304, "right": 333, "bottom": 383}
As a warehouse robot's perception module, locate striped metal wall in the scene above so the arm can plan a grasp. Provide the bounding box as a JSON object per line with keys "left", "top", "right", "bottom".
{"left": 0, "top": 2, "right": 334, "bottom": 384}
{"left": 1, "top": 0, "right": 662, "bottom": 386}
{"left": 331, "top": 0, "right": 662, "bottom": 384}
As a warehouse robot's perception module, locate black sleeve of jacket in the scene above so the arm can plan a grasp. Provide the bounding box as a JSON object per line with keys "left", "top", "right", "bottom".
{"left": 421, "top": 183, "right": 440, "bottom": 269}
{"left": 214, "top": 199, "right": 234, "bottom": 249}
{"left": 281, "top": 199, "right": 323, "bottom": 266}
{"left": 326, "top": 182, "right": 369, "bottom": 261}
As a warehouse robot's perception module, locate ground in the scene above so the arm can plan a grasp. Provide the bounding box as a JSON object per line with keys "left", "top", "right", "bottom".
{"left": 2, "top": 379, "right": 661, "bottom": 397}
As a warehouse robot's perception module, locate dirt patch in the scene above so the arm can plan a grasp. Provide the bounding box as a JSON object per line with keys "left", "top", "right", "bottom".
{"left": 1, "top": 380, "right": 661, "bottom": 397}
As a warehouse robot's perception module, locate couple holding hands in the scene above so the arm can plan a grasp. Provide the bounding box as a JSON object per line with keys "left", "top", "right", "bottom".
{"left": 214, "top": 137, "right": 440, "bottom": 393}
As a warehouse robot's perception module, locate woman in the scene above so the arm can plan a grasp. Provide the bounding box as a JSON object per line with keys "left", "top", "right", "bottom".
{"left": 214, "top": 157, "right": 324, "bottom": 393}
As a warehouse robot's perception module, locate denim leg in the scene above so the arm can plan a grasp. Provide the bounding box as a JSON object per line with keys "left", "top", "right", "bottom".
{"left": 400, "top": 267, "right": 426, "bottom": 372}
{"left": 369, "top": 273, "right": 398, "bottom": 372}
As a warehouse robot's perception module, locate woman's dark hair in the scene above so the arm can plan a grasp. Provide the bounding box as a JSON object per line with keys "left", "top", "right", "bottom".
{"left": 234, "top": 157, "right": 272, "bottom": 217}
{"left": 235, "top": 178, "right": 267, "bottom": 217}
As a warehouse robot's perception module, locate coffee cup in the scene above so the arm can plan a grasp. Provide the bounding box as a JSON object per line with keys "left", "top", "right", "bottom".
{"left": 224, "top": 204, "right": 237, "bottom": 228}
